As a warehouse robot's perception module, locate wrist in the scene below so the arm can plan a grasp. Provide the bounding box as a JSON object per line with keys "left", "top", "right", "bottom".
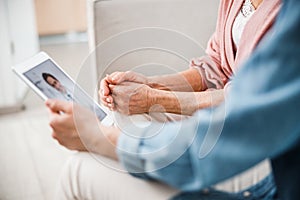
{"left": 148, "top": 89, "right": 180, "bottom": 113}
{"left": 105, "top": 128, "right": 121, "bottom": 147}
{"left": 147, "top": 76, "right": 170, "bottom": 90}
{"left": 94, "top": 126, "right": 120, "bottom": 159}
{"left": 146, "top": 76, "right": 156, "bottom": 88}
{"left": 153, "top": 91, "right": 197, "bottom": 115}
{"left": 147, "top": 87, "right": 158, "bottom": 110}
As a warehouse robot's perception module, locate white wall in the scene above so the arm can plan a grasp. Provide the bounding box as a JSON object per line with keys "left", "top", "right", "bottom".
{"left": 0, "top": 0, "right": 39, "bottom": 107}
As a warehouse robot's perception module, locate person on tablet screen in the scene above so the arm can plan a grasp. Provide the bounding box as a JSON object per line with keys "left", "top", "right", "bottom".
{"left": 42, "top": 72, "right": 106, "bottom": 120}
{"left": 42, "top": 73, "right": 74, "bottom": 101}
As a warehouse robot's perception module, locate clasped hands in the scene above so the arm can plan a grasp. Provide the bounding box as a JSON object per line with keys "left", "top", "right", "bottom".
{"left": 99, "top": 71, "right": 156, "bottom": 115}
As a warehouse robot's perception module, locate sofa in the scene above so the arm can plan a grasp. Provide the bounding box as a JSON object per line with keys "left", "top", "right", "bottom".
{"left": 87, "top": 0, "right": 271, "bottom": 194}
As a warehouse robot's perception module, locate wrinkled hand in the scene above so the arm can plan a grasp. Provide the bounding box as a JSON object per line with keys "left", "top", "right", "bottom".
{"left": 109, "top": 82, "right": 154, "bottom": 115}
{"left": 99, "top": 71, "right": 148, "bottom": 110}
{"left": 46, "top": 99, "right": 120, "bottom": 158}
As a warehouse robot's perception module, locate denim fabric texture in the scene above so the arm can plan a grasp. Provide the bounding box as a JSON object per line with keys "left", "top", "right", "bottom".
{"left": 171, "top": 174, "right": 277, "bottom": 200}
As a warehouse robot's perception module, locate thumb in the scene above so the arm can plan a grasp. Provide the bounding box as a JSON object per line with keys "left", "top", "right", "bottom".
{"left": 108, "top": 84, "right": 116, "bottom": 92}
{"left": 46, "top": 99, "right": 73, "bottom": 114}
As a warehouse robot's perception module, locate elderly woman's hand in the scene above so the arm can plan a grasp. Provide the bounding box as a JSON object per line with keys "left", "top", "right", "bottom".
{"left": 99, "top": 71, "right": 148, "bottom": 110}
{"left": 109, "top": 82, "right": 155, "bottom": 115}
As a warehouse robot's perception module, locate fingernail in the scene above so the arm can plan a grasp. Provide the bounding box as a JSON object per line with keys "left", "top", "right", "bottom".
{"left": 106, "top": 98, "right": 110, "bottom": 103}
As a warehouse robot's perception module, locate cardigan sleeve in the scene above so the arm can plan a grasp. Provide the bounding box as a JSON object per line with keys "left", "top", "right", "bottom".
{"left": 190, "top": 0, "right": 231, "bottom": 90}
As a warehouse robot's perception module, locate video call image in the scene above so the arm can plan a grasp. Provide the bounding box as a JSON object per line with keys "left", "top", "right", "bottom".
{"left": 24, "top": 59, "right": 107, "bottom": 121}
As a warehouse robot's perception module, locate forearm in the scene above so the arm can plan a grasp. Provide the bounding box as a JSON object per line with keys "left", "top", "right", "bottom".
{"left": 147, "top": 68, "right": 203, "bottom": 92}
{"left": 150, "top": 89, "right": 225, "bottom": 115}
{"left": 93, "top": 127, "right": 120, "bottom": 161}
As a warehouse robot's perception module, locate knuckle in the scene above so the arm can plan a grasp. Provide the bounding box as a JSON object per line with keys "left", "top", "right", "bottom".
{"left": 51, "top": 101, "right": 58, "bottom": 109}
{"left": 57, "top": 139, "right": 65, "bottom": 146}
{"left": 52, "top": 132, "right": 57, "bottom": 139}
{"left": 111, "top": 71, "right": 120, "bottom": 77}
{"left": 49, "top": 118, "right": 57, "bottom": 128}
{"left": 52, "top": 133, "right": 64, "bottom": 145}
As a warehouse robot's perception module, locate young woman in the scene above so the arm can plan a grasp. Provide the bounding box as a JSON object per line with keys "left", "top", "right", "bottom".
{"left": 48, "top": 0, "right": 282, "bottom": 199}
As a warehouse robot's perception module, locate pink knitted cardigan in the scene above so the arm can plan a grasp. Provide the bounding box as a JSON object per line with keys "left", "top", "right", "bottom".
{"left": 190, "top": 0, "right": 281, "bottom": 90}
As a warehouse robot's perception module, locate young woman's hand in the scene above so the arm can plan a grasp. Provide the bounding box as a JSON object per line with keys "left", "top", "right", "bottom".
{"left": 46, "top": 99, "right": 120, "bottom": 159}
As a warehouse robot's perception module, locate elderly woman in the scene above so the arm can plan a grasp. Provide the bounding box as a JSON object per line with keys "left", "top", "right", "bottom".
{"left": 100, "top": 0, "right": 280, "bottom": 116}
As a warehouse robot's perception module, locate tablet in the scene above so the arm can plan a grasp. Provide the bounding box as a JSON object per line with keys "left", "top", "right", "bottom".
{"left": 12, "top": 51, "right": 112, "bottom": 126}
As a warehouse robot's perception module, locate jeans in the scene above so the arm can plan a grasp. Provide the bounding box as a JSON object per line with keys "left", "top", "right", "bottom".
{"left": 171, "top": 174, "right": 277, "bottom": 200}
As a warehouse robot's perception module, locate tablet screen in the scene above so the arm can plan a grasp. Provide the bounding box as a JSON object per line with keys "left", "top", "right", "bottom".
{"left": 23, "top": 59, "right": 107, "bottom": 121}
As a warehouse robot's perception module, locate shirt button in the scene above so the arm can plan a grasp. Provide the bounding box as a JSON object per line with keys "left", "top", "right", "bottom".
{"left": 243, "top": 191, "right": 251, "bottom": 197}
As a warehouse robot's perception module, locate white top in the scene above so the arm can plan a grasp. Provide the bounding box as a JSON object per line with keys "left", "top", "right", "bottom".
{"left": 232, "top": 0, "right": 256, "bottom": 48}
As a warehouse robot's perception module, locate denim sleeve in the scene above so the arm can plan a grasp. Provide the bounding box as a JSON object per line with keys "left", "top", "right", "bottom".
{"left": 117, "top": 0, "right": 300, "bottom": 191}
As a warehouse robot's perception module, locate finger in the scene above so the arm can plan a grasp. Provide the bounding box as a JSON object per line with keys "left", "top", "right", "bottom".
{"left": 99, "top": 92, "right": 115, "bottom": 108}
{"left": 100, "top": 96, "right": 109, "bottom": 107}
{"left": 105, "top": 72, "right": 120, "bottom": 84}
{"left": 100, "top": 92, "right": 114, "bottom": 107}
{"left": 108, "top": 71, "right": 121, "bottom": 78}
{"left": 108, "top": 84, "right": 116, "bottom": 92}
{"left": 110, "top": 71, "right": 130, "bottom": 84}
{"left": 107, "top": 103, "right": 115, "bottom": 110}
{"left": 105, "top": 95, "right": 115, "bottom": 109}
{"left": 105, "top": 96, "right": 114, "bottom": 104}
{"left": 46, "top": 99, "right": 73, "bottom": 114}
{"left": 99, "top": 78, "right": 110, "bottom": 96}
{"left": 100, "top": 99, "right": 109, "bottom": 107}
{"left": 49, "top": 114, "right": 70, "bottom": 131}
{"left": 101, "top": 98, "right": 115, "bottom": 109}
{"left": 100, "top": 93, "right": 110, "bottom": 104}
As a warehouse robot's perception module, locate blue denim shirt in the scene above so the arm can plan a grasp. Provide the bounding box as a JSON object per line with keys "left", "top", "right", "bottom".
{"left": 117, "top": 0, "right": 300, "bottom": 199}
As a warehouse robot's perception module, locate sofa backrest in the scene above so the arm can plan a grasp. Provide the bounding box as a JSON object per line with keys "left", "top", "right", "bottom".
{"left": 87, "top": 0, "right": 219, "bottom": 82}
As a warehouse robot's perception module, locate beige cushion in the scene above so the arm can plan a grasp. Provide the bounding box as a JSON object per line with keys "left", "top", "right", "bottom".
{"left": 88, "top": 0, "right": 220, "bottom": 78}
